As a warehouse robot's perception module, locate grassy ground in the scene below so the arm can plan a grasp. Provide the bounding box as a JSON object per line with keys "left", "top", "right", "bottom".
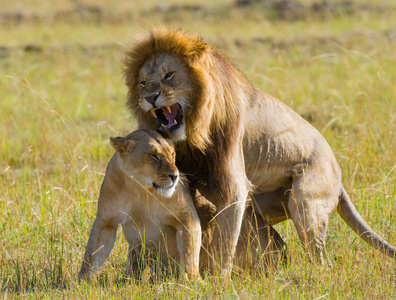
{"left": 1, "top": 0, "right": 396, "bottom": 298}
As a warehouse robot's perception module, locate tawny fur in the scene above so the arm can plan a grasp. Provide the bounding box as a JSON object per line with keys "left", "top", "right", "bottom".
{"left": 124, "top": 27, "right": 396, "bottom": 272}
{"left": 78, "top": 129, "right": 201, "bottom": 281}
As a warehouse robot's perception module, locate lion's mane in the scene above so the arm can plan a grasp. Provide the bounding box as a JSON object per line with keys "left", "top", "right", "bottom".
{"left": 124, "top": 27, "right": 255, "bottom": 204}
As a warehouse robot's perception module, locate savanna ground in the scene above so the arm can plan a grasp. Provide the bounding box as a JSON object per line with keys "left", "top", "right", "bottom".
{"left": 1, "top": 0, "right": 396, "bottom": 298}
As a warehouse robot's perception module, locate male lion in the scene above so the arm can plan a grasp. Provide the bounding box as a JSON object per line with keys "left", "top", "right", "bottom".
{"left": 124, "top": 28, "right": 395, "bottom": 274}
{"left": 78, "top": 129, "right": 201, "bottom": 281}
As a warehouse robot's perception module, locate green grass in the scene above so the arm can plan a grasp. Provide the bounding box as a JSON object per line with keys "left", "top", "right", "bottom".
{"left": 1, "top": 0, "right": 396, "bottom": 298}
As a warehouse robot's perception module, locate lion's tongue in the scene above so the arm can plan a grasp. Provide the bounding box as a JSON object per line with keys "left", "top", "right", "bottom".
{"left": 162, "top": 105, "right": 178, "bottom": 127}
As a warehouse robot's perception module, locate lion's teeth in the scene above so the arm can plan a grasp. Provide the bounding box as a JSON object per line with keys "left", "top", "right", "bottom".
{"left": 174, "top": 120, "right": 178, "bottom": 125}
{"left": 150, "top": 109, "right": 156, "bottom": 117}
{"left": 166, "top": 106, "right": 171, "bottom": 113}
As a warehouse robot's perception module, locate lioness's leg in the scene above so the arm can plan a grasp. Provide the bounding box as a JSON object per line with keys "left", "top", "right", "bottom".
{"left": 235, "top": 205, "right": 287, "bottom": 271}
{"left": 125, "top": 242, "right": 143, "bottom": 278}
{"left": 191, "top": 189, "right": 217, "bottom": 274}
{"left": 175, "top": 212, "right": 202, "bottom": 279}
{"left": 78, "top": 217, "right": 118, "bottom": 281}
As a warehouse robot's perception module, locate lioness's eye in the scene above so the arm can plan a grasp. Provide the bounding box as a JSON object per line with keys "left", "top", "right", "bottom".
{"left": 164, "top": 72, "right": 174, "bottom": 80}
{"left": 150, "top": 154, "right": 159, "bottom": 161}
{"left": 140, "top": 81, "right": 146, "bottom": 87}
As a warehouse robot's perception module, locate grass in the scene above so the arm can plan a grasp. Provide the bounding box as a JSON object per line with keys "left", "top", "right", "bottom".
{"left": 1, "top": 0, "right": 396, "bottom": 298}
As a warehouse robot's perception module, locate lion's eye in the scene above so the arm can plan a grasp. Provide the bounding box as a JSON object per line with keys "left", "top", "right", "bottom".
{"left": 164, "top": 72, "right": 174, "bottom": 80}
{"left": 140, "top": 81, "right": 146, "bottom": 87}
{"left": 150, "top": 154, "right": 159, "bottom": 161}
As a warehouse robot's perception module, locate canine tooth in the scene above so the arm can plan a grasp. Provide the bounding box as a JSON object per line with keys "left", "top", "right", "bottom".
{"left": 150, "top": 109, "right": 156, "bottom": 117}
{"left": 166, "top": 106, "right": 171, "bottom": 113}
{"left": 174, "top": 120, "right": 178, "bottom": 125}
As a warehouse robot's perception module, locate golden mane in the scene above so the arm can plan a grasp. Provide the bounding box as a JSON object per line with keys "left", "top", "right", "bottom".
{"left": 124, "top": 27, "right": 253, "bottom": 153}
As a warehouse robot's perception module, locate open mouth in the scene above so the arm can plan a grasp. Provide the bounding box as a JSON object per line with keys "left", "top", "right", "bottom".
{"left": 150, "top": 103, "right": 182, "bottom": 131}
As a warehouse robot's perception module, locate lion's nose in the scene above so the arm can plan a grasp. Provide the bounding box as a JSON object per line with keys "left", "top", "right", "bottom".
{"left": 144, "top": 91, "right": 161, "bottom": 105}
{"left": 169, "top": 173, "right": 178, "bottom": 183}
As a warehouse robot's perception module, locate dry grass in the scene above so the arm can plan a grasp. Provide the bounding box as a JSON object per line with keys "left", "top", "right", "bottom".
{"left": 1, "top": 0, "right": 396, "bottom": 298}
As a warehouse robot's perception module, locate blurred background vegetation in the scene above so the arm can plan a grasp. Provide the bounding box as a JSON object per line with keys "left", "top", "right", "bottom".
{"left": 1, "top": 0, "right": 395, "bottom": 298}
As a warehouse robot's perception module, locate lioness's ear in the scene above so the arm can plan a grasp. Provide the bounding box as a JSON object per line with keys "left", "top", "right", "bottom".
{"left": 110, "top": 137, "right": 135, "bottom": 153}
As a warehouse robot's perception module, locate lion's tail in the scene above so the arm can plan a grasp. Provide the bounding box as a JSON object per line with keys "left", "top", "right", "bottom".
{"left": 337, "top": 186, "right": 396, "bottom": 259}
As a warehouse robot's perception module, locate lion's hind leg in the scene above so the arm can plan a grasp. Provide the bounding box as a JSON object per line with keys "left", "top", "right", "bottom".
{"left": 287, "top": 162, "right": 340, "bottom": 265}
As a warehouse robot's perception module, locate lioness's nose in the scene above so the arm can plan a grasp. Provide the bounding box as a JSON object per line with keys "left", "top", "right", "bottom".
{"left": 169, "top": 173, "right": 178, "bottom": 183}
{"left": 144, "top": 91, "right": 161, "bottom": 105}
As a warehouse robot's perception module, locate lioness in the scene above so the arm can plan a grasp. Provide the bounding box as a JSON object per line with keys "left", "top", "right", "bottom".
{"left": 124, "top": 28, "right": 396, "bottom": 274}
{"left": 78, "top": 129, "right": 201, "bottom": 281}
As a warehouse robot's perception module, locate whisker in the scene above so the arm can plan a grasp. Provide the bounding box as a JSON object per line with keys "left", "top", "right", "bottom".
{"left": 179, "top": 172, "right": 195, "bottom": 177}
{"left": 173, "top": 78, "right": 189, "bottom": 90}
{"left": 176, "top": 96, "right": 193, "bottom": 109}
{"left": 179, "top": 173, "right": 190, "bottom": 182}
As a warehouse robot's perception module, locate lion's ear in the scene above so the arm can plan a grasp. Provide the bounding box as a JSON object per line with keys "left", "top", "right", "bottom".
{"left": 186, "top": 36, "right": 209, "bottom": 64}
{"left": 189, "top": 38, "right": 208, "bottom": 62}
{"left": 110, "top": 137, "right": 135, "bottom": 153}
